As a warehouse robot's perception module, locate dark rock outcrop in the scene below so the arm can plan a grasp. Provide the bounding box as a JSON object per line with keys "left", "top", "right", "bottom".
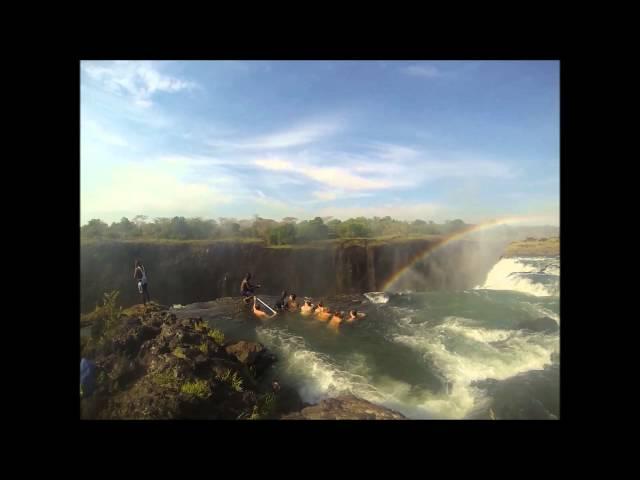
{"left": 80, "top": 305, "right": 286, "bottom": 420}
{"left": 281, "top": 394, "right": 406, "bottom": 420}
{"left": 81, "top": 304, "right": 413, "bottom": 420}
{"left": 225, "top": 340, "right": 277, "bottom": 377}
{"left": 517, "top": 317, "right": 559, "bottom": 333}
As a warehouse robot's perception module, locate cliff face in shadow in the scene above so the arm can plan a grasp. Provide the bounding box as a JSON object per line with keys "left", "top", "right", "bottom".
{"left": 81, "top": 238, "right": 507, "bottom": 313}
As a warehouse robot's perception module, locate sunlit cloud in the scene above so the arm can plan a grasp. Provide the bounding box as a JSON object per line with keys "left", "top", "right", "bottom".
{"left": 82, "top": 61, "right": 198, "bottom": 108}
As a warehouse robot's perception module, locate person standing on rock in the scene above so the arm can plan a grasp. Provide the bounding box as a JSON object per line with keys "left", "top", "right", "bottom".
{"left": 134, "top": 259, "right": 150, "bottom": 305}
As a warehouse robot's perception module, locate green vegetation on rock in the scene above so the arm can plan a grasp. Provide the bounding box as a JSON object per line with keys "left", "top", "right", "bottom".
{"left": 172, "top": 347, "right": 187, "bottom": 359}
{"left": 216, "top": 369, "right": 243, "bottom": 392}
{"left": 207, "top": 329, "right": 225, "bottom": 345}
{"left": 180, "top": 379, "right": 211, "bottom": 398}
{"left": 249, "top": 392, "right": 277, "bottom": 420}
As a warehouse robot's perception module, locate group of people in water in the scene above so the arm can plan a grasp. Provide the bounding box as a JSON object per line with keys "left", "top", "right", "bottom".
{"left": 132, "top": 264, "right": 367, "bottom": 328}
{"left": 240, "top": 272, "right": 366, "bottom": 328}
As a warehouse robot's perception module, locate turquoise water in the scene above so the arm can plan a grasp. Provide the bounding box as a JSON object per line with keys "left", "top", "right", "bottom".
{"left": 176, "top": 256, "right": 560, "bottom": 419}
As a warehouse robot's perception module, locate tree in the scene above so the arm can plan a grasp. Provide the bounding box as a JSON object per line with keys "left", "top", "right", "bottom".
{"left": 253, "top": 217, "right": 278, "bottom": 241}
{"left": 107, "top": 217, "right": 138, "bottom": 239}
{"left": 295, "top": 217, "right": 328, "bottom": 242}
{"left": 132, "top": 215, "right": 148, "bottom": 226}
{"left": 340, "top": 218, "right": 371, "bottom": 238}
{"left": 268, "top": 223, "right": 297, "bottom": 245}
{"left": 81, "top": 219, "right": 108, "bottom": 238}
{"left": 168, "top": 216, "right": 190, "bottom": 239}
{"left": 444, "top": 219, "right": 466, "bottom": 234}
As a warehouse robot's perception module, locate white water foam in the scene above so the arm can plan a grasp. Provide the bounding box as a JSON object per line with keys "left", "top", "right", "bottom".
{"left": 364, "top": 292, "right": 390, "bottom": 304}
{"left": 522, "top": 302, "right": 560, "bottom": 324}
{"left": 256, "top": 327, "right": 386, "bottom": 405}
{"left": 477, "top": 258, "right": 559, "bottom": 297}
{"left": 391, "top": 316, "right": 558, "bottom": 418}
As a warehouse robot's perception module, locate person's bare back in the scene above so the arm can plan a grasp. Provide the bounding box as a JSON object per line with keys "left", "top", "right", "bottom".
{"left": 253, "top": 298, "right": 275, "bottom": 320}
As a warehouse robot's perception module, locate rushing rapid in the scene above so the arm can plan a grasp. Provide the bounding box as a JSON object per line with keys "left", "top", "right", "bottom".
{"left": 172, "top": 255, "right": 560, "bottom": 419}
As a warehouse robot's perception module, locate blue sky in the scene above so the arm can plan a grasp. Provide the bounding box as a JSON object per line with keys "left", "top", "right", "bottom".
{"left": 80, "top": 60, "right": 559, "bottom": 226}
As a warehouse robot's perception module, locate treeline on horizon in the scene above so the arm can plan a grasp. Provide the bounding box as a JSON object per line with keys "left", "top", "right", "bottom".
{"left": 80, "top": 215, "right": 470, "bottom": 245}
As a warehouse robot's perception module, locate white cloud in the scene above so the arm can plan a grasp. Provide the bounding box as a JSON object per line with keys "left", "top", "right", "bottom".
{"left": 159, "top": 155, "right": 235, "bottom": 168}
{"left": 81, "top": 163, "right": 231, "bottom": 223}
{"left": 253, "top": 158, "right": 294, "bottom": 171}
{"left": 302, "top": 166, "right": 396, "bottom": 190}
{"left": 208, "top": 120, "right": 340, "bottom": 151}
{"left": 251, "top": 146, "right": 513, "bottom": 197}
{"left": 403, "top": 64, "right": 441, "bottom": 78}
{"left": 82, "top": 61, "right": 197, "bottom": 108}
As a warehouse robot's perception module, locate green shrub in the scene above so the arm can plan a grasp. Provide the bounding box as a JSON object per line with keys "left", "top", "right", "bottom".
{"left": 172, "top": 347, "right": 187, "bottom": 359}
{"left": 151, "top": 369, "right": 179, "bottom": 389}
{"left": 249, "top": 392, "right": 277, "bottom": 420}
{"left": 216, "top": 368, "right": 243, "bottom": 392}
{"left": 85, "top": 290, "right": 123, "bottom": 340}
{"left": 207, "top": 329, "right": 225, "bottom": 345}
{"left": 180, "top": 379, "right": 211, "bottom": 398}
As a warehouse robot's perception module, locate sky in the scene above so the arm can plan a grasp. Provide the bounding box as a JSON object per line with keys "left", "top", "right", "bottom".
{"left": 80, "top": 60, "right": 559, "bottom": 226}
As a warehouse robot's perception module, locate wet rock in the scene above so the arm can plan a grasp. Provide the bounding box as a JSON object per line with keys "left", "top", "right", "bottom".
{"left": 225, "top": 341, "right": 276, "bottom": 376}
{"left": 518, "top": 317, "right": 558, "bottom": 333}
{"left": 274, "top": 384, "right": 306, "bottom": 415}
{"left": 281, "top": 394, "right": 406, "bottom": 420}
{"left": 125, "top": 317, "right": 142, "bottom": 328}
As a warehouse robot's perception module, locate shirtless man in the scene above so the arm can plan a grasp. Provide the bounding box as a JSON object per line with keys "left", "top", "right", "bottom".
{"left": 300, "top": 299, "right": 315, "bottom": 315}
{"left": 328, "top": 311, "right": 344, "bottom": 328}
{"left": 316, "top": 307, "right": 332, "bottom": 322}
{"left": 286, "top": 293, "right": 299, "bottom": 312}
{"left": 240, "top": 273, "right": 261, "bottom": 302}
{"left": 253, "top": 297, "right": 276, "bottom": 320}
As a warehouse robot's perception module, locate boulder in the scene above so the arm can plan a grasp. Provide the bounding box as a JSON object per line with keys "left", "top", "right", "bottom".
{"left": 281, "top": 394, "right": 406, "bottom": 420}
{"left": 225, "top": 341, "right": 276, "bottom": 376}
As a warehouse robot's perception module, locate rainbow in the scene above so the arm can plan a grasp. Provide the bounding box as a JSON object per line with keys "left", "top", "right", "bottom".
{"left": 380, "top": 215, "right": 548, "bottom": 292}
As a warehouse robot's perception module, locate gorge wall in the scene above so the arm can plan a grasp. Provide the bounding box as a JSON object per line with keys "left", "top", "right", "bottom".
{"left": 81, "top": 238, "right": 506, "bottom": 313}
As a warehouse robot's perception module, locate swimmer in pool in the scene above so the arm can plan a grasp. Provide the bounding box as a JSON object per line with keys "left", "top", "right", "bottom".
{"left": 328, "top": 311, "right": 344, "bottom": 328}
{"left": 346, "top": 309, "right": 366, "bottom": 323}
